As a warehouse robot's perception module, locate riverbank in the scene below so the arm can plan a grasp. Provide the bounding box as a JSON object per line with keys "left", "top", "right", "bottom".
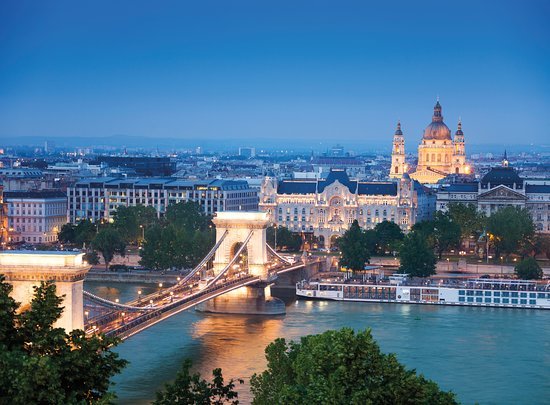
{"left": 86, "top": 269, "right": 180, "bottom": 284}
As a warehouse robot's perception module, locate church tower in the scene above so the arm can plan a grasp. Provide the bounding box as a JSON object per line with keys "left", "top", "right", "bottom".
{"left": 452, "top": 119, "right": 467, "bottom": 174}
{"left": 390, "top": 121, "right": 406, "bottom": 179}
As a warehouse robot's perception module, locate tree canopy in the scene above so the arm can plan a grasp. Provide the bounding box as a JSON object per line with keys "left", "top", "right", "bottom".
{"left": 58, "top": 220, "right": 97, "bottom": 248}
{"left": 447, "top": 202, "right": 486, "bottom": 241}
{"left": 0, "top": 276, "right": 127, "bottom": 404}
{"left": 373, "top": 220, "right": 404, "bottom": 255}
{"left": 487, "top": 206, "right": 535, "bottom": 260}
{"left": 338, "top": 220, "right": 372, "bottom": 271}
{"left": 514, "top": 257, "right": 543, "bottom": 280}
{"left": 139, "top": 202, "right": 215, "bottom": 271}
{"left": 250, "top": 328, "right": 457, "bottom": 405}
{"left": 399, "top": 231, "right": 437, "bottom": 277}
{"left": 91, "top": 227, "right": 127, "bottom": 270}
{"left": 113, "top": 205, "right": 158, "bottom": 244}
{"left": 153, "top": 359, "right": 242, "bottom": 405}
{"left": 266, "top": 226, "right": 302, "bottom": 251}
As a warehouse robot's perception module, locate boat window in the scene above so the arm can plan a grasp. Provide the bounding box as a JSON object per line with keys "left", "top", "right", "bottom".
{"left": 529, "top": 300, "right": 536, "bottom": 305}
{"left": 493, "top": 292, "right": 500, "bottom": 297}
{"left": 493, "top": 298, "right": 500, "bottom": 304}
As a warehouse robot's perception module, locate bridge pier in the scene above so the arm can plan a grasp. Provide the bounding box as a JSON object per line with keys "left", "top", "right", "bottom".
{"left": 196, "top": 284, "right": 285, "bottom": 315}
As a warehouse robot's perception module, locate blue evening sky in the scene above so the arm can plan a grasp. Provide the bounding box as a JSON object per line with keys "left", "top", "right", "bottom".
{"left": 1, "top": 0, "right": 549, "bottom": 147}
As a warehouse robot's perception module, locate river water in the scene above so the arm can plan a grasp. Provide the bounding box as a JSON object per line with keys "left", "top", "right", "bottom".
{"left": 85, "top": 281, "right": 550, "bottom": 405}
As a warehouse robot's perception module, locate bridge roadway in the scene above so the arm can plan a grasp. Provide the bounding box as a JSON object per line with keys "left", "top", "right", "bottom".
{"left": 86, "top": 261, "right": 310, "bottom": 340}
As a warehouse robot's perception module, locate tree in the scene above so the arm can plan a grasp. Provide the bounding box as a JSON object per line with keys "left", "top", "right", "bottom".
{"left": 447, "top": 202, "right": 486, "bottom": 241}
{"left": 487, "top": 206, "right": 535, "bottom": 260}
{"left": 58, "top": 220, "right": 97, "bottom": 248}
{"left": 399, "top": 231, "right": 437, "bottom": 277}
{"left": 113, "top": 205, "right": 158, "bottom": 244}
{"left": 250, "top": 328, "right": 457, "bottom": 405}
{"left": 91, "top": 227, "right": 127, "bottom": 270}
{"left": 166, "top": 201, "right": 211, "bottom": 232}
{"left": 154, "top": 359, "right": 242, "bottom": 405}
{"left": 432, "top": 212, "right": 461, "bottom": 259}
{"left": 514, "top": 257, "right": 543, "bottom": 280}
{"left": 267, "top": 226, "right": 302, "bottom": 251}
{"left": 338, "top": 220, "right": 371, "bottom": 271}
{"left": 0, "top": 277, "right": 127, "bottom": 403}
{"left": 373, "top": 220, "right": 404, "bottom": 255}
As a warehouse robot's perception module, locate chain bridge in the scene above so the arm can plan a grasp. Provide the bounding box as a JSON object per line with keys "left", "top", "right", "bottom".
{"left": 82, "top": 212, "right": 317, "bottom": 340}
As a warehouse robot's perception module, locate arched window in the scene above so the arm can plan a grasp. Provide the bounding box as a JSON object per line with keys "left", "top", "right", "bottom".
{"left": 445, "top": 154, "right": 449, "bottom": 163}
{"left": 431, "top": 153, "right": 435, "bottom": 162}
{"left": 437, "top": 154, "right": 442, "bottom": 162}
{"left": 425, "top": 153, "right": 429, "bottom": 162}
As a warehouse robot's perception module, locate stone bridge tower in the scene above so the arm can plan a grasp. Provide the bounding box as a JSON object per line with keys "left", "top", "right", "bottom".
{"left": 0, "top": 251, "right": 90, "bottom": 332}
{"left": 212, "top": 211, "right": 270, "bottom": 280}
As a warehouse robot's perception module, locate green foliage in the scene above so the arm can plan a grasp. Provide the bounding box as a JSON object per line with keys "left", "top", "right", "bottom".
{"left": 139, "top": 202, "right": 215, "bottom": 271}
{"left": 153, "top": 359, "right": 242, "bottom": 405}
{"left": 487, "top": 206, "right": 535, "bottom": 259}
{"left": 113, "top": 205, "right": 158, "bottom": 244}
{"left": 273, "top": 226, "right": 302, "bottom": 251}
{"left": 338, "top": 220, "right": 371, "bottom": 270}
{"left": 399, "top": 231, "right": 437, "bottom": 277}
{"left": 432, "top": 212, "right": 461, "bottom": 259}
{"left": 447, "top": 202, "right": 486, "bottom": 241}
{"left": 83, "top": 250, "right": 100, "bottom": 265}
{"left": 91, "top": 227, "right": 127, "bottom": 270}
{"left": 250, "top": 328, "right": 457, "bottom": 405}
{"left": 0, "top": 277, "right": 127, "bottom": 403}
{"left": 58, "top": 220, "right": 97, "bottom": 248}
{"left": 514, "top": 257, "right": 543, "bottom": 280}
{"left": 166, "top": 201, "right": 211, "bottom": 231}
{"left": 373, "top": 220, "right": 404, "bottom": 255}
{"left": 411, "top": 213, "right": 461, "bottom": 259}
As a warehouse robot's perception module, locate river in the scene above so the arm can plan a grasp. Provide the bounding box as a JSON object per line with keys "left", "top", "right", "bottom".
{"left": 84, "top": 281, "right": 550, "bottom": 405}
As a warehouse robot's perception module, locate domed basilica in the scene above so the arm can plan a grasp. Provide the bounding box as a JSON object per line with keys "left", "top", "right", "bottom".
{"left": 389, "top": 100, "right": 470, "bottom": 184}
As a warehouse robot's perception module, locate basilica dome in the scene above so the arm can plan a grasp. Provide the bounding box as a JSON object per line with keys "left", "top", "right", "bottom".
{"left": 422, "top": 101, "right": 452, "bottom": 141}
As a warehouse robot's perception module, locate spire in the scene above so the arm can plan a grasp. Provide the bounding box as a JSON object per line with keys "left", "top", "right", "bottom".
{"left": 502, "top": 150, "right": 509, "bottom": 167}
{"left": 432, "top": 99, "right": 443, "bottom": 122}
{"left": 455, "top": 119, "right": 463, "bottom": 136}
{"left": 395, "top": 120, "right": 403, "bottom": 136}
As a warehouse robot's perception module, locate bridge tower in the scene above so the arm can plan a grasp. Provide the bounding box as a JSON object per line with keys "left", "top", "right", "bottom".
{"left": 212, "top": 211, "right": 270, "bottom": 280}
{"left": 198, "top": 211, "right": 285, "bottom": 315}
{"left": 0, "top": 251, "right": 90, "bottom": 332}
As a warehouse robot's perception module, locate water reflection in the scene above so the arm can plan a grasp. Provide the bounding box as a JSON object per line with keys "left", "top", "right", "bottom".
{"left": 85, "top": 282, "right": 550, "bottom": 405}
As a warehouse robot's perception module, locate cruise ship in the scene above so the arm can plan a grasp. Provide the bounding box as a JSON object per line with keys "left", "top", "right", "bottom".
{"left": 296, "top": 277, "right": 550, "bottom": 310}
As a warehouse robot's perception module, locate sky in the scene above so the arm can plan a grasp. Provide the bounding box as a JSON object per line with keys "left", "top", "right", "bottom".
{"left": 1, "top": 0, "right": 549, "bottom": 149}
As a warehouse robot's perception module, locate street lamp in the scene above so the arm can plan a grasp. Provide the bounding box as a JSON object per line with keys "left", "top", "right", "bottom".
{"left": 139, "top": 225, "right": 145, "bottom": 244}
{"left": 137, "top": 290, "right": 142, "bottom": 302}
{"left": 115, "top": 298, "right": 119, "bottom": 304}
{"left": 158, "top": 282, "right": 163, "bottom": 288}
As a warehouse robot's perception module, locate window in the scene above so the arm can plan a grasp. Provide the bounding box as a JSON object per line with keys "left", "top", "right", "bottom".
{"left": 494, "top": 298, "right": 500, "bottom": 304}
{"left": 484, "top": 298, "right": 491, "bottom": 303}
{"left": 529, "top": 300, "right": 536, "bottom": 305}
{"left": 476, "top": 297, "right": 483, "bottom": 303}
{"left": 459, "top": 297, "right": 465, "bottom": 302}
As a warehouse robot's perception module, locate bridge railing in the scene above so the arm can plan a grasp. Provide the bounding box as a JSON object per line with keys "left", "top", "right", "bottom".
{"left": 104, "top": 274, "right": 258, "bottom": 338}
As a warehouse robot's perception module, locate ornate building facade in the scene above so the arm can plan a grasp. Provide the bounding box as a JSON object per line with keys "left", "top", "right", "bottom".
{"left": 391, "top": 101, "right": 470, "bottom": 184}
{"left": 260, "top": 169, "right": 435, "bottom": 248}
{"left": 437, "top": 159, "right": 550, "bottom": 233}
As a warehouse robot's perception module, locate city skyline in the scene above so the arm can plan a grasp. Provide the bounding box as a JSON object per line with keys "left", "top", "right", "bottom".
{"left": 1, "top": 1, "right": 549, "bottom": 145}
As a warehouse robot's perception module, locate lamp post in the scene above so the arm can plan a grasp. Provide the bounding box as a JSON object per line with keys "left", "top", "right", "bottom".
{"left": 140, "top": 225, "right": 145, "bottom": 244}
{"left": 137, "top": 290, "right": 142, "bottom": 303}
{"left": 273, "top": 224, "right": 278, "bottom": 251}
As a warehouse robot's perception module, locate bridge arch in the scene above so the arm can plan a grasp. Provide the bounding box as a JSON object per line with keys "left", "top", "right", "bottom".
{"left": 212, "top": 212, "right": 270, "bottom": 280}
